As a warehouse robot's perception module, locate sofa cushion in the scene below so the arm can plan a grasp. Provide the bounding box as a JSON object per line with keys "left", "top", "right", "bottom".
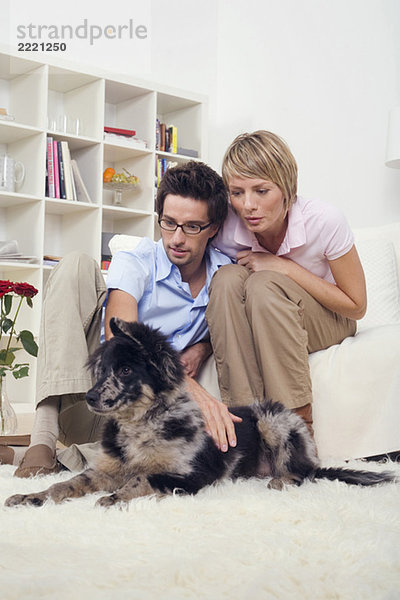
{"left": 356, "top": 238, "right": 400, "bottom": 332}
{"left": 109, "top": 234, "right": 142, "bottom": 256}
{"left": 310, "top": 324, "right": 400, "bottom": 459}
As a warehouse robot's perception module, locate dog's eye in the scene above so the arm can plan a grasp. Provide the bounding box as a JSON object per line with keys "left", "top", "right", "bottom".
{"left": 119, "top": 366, "right": 132, "bottom": 377}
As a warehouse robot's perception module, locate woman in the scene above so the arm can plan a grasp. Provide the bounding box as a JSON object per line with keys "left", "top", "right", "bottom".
{"left": 207, "top": 130, "right": 367, "bottom": 435}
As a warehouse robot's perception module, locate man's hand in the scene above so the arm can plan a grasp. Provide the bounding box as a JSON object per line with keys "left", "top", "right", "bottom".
{"left": 186, "top": 376, "right": 242, "bottom": 452}
{"left": 180, "top": 341, "right": 212, "bottom": 378}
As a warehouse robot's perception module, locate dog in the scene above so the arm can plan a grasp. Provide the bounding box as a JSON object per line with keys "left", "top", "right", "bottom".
{"left": 5, "top": 319, "right": 396, "bottom": 509}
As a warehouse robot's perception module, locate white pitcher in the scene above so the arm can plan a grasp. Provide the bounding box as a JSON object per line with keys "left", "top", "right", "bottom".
{"left": 0, "top": 155, "right": 25, "bottom": 193}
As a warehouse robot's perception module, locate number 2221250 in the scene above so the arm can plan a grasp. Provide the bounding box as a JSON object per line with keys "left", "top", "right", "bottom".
{"left": 18, "top": 42, "right": 67, "bottom": 52}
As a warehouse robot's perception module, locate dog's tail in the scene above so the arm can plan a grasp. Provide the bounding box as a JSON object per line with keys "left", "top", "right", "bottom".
{"left": 313, "top": 467, "right": 396, "bottom": 486}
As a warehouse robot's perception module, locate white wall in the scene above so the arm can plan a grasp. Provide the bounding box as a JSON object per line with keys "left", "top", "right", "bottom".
{"left": 2, "top": 0, "right": 399, "bottom": 227}
{"left": 150, "top": 0, "right": 400, "bottom": 228}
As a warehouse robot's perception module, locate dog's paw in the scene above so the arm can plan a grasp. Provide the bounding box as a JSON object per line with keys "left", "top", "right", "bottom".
{"left": 267, "top": 478, "right": 285, "bottom": 491}
{"left": 5, "top": 492, "right": 47, "bottom": 507}
{"left": 95, "top": 493, "right": 125, "bottom": 509}
{"left": 267, "top": 476, "right": 299, "bottom": 490}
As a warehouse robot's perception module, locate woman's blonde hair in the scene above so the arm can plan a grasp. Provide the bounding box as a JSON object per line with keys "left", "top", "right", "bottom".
{"left": 222, "top": 130, "right": 298, "bottom": 212}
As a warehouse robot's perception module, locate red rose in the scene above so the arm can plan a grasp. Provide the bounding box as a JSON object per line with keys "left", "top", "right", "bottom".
{"left": 0, "top": 280, "right": 13, "bottom": 298}
{"left": 12, "top": 282, "right": 39, "bottom": 298}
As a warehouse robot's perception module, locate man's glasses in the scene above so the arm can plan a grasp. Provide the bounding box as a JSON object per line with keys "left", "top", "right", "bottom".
{"left": 158, "top": 218, "right": 213, "bottom": 235}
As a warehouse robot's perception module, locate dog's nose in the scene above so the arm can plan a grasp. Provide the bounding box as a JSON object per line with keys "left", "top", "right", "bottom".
{"left": 86, "top": 390, "right": 98, "bottom": 407}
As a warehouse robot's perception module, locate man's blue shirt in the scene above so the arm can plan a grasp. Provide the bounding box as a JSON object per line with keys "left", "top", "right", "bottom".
{"left": 105, "top": 238, "right": 231, "bottom": 351}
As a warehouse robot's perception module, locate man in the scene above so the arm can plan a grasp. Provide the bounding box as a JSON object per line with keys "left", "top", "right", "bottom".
{"left": 1, "top": 161, "right": 239, "bottom": 476}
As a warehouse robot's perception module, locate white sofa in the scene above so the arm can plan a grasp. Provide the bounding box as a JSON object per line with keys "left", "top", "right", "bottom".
{"left": 109, "top": 222, "right": 400, "bottom": 462}
{"left": 310, "top": 222, "right": 400, "bottom": 460}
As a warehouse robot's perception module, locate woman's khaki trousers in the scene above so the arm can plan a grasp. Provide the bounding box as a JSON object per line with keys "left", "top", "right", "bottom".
{"left": 206, "top": 265, "right": 356, "bottom": 410}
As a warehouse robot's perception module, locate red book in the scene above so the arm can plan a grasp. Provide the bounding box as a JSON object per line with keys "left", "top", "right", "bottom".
{"left": 104, "top": 126, "right": 136, "bottom": 137}
{"left": 46, "top": 137, "right": 55, "bottom": 198}
{"left": 53, "top": 140, "right": 60, "bottom": 198}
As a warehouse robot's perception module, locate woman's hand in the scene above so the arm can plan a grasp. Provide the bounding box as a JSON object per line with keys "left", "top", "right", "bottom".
{"left": 180, "top": 341, "right": 212, "bottom": 379}
{"left": 185, "top": 376, "right": 242, "bottom": 452}
{"left": 237, "top": 246, "right": 367, "bottom": 320}
{"left": 237, "top": 250, "right": 288, "bottom": 274}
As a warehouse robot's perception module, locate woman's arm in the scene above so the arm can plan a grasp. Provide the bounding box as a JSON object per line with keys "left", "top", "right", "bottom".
{"left": 237, "top": 245, "right": 367, "bottom": 320}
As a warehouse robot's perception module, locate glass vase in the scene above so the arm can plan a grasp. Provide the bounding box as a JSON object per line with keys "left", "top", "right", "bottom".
{"left": 0, "top": 375, "right": 18, "bottom": 436}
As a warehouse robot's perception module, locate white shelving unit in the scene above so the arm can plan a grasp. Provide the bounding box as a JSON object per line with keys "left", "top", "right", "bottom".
{"left": 0, "top": 51, "right": 207, "bottom": 416}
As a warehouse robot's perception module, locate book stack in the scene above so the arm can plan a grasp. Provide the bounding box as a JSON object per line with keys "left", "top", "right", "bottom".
{"left": 104, "top": 126, "right": 136, "bottom": 138}
{"left": 46, "top": 137, "right": 92, "bottom": 203}
{"left": 43, "top": 254, "right": 62, "bottom": 267}
{"left": 0, "top": 239, "right": 39, "bottom": 264}
{"left": 103, "top": 127, "right": 148, "bottom": 150}
{"left": 155, "top": 120, "right": 177, "bottom": 154}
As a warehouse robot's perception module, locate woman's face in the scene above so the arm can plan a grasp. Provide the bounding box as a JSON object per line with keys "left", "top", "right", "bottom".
{"left": 228, "top": 176, "right": 286, "bottom": 235}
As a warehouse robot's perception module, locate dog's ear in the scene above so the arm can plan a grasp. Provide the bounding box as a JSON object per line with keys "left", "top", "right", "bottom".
{"left": 109, "top": 319, "right": 184, "bottom": 390}
{"left": 127, "top": 322, "right": 185, "bottom": 390}
{"left": 110, "top": 317, "right": 143, "bottom": 347}
{"left": 149, "top": 339, "right": 184, "bottom": 389}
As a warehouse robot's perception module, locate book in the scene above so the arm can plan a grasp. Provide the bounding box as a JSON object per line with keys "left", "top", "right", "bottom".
{"left": 155, "top": 157, "right": 179, "bottom": 189}
{"left": 168, "top": 126, "right": 178, "bottom": 154}
{"left": 53, "top": 140, "right": 60, "bottom": 199}
{"left": 101, "top": 260, "right": 111, "bottom": 271}
{"left": 70, "top": 162, "right": 77, "bottom": 201}
{"left": 46, "top": 137, "right": 55, "bottom": 198}
{"left": 43, "top": 254, "right": 62, "bottom": 261}
{"left": 155, "top": 119, "right": 160, "bottom": 150}
{"left": 45, "top": 155, "right": 48, "bottom": 198}
{"left": 160, "top": 123, "right": 166, "bottom": 152}
{"left": 43, "top": 254, "right": 62, "bottom": 267}
{"left": 71, "top": 159, "right": 92, "bottom": 203}
{"left": 156, "top": 157, "right": 162, "bottom": 187}
{"left": 103, "top": 132, "right": 147, "bottom": 149}
{"left": 177, "top": 147, "right": 199, "bottom": 158}
{"left": 104, "top": 126, "right": 136, "bottom": 137}
{"left": 57, "top": 141, "right": 66, "bottom": 199}
{"left": 60, "top": 141, "right": 74, "bottom": 200}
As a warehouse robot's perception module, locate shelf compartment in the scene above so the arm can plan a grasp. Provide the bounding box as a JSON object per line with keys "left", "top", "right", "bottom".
{"left": 1, "top": 132, "right": 47, "bottom": 198}
{"left": 0, "top": 201, "right": 44, "bottom": 263}
{"left": 0, "top": 261, "right": 41, "bottom": 273}
{"left": 45, "top": 198, "right": 100, "bottom": 216}
{"left": 103, "top": 142, "right": 151, "bottom": 163}
{"left": 48, "top": 68, "right": 104, "bottom": 140}
{"left": 104, "top": 81, "right": 155, "bottom": 153}
{"left": 102, "top": 210, "right": 154, "bottom": 240}
{"left": 156, "top": 92, "right": 204, "bottom": 159}
{"left": 0, "top": 121, "right": 43, "bottom": 144}
{"left": 44, "top": 207, "right": 101, "bottom": 260}
{"left": 46, "top": 131, "right": 100, "bottom": 152}
{"left": 156, "top": 150, "right": 201, "bottom": 163}
{"left": 0, "top": 59, "right": 47, "bottom": 129}
{"left": 102, "top": 205, "right": 152, "bottom": 218}
{"left": 102, "top": 152, "right": 153, "bottom": 213}
{"left": 45, "top": 139, "right": 102, "bottom": 205}
{"left": 0, "top": 192, "right": 42, "bottom": 209}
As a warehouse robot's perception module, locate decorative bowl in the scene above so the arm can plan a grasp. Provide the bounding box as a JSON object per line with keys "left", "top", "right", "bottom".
{"left": 103, "top": 182, "right": 139, "bottom": 206}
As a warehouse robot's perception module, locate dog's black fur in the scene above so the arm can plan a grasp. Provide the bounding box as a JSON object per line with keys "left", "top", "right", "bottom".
{"left": 5, "top": 319, "right": 396, "bottom": 508}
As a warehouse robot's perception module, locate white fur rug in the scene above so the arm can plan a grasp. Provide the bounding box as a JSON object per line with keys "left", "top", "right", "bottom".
{"left": 1, "top": 459, "right": 399, "bottom": 600}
